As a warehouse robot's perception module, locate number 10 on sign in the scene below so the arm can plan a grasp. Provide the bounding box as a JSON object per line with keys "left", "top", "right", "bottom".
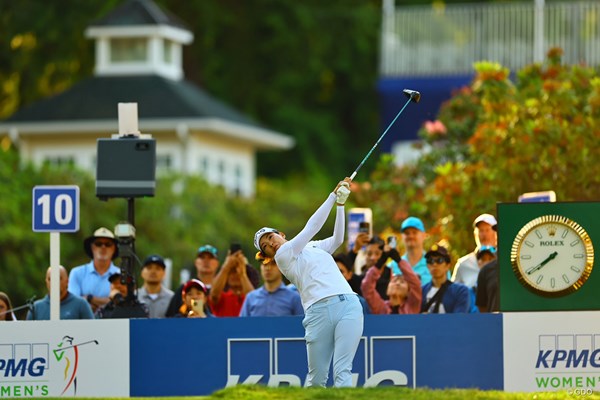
{"left": 32, "top": 186, "right": 80, "bottom": 232}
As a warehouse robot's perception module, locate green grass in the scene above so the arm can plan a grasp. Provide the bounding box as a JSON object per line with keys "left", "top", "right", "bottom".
{"left": 208, "top": 386, "right": 600, "bottom": 399}
{"left": 42, "top": 386, "right": 600, "bottom": 399}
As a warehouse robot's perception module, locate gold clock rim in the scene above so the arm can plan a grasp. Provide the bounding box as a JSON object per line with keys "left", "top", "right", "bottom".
{"left": 510, "top": 214, "right": 594, "bottom": 297}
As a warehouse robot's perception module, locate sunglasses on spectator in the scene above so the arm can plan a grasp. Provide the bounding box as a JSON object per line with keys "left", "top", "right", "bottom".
{"left": 93, "top": 241, "right": 114, "bottom": 248}
{"left": 426, "top": 257, "right": 447, "bottom": 265}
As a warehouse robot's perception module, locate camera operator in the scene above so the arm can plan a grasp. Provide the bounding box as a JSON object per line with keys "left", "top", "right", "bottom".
{"left": 95, "top": 272, "right": 142, "bottom": 318}
{"left": 99, "top": 223, "right": 150, "bottom": 319}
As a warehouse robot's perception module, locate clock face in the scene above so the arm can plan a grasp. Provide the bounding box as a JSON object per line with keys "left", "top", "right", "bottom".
{"left": 511, "top": 215, "right": 594, "bottom": 297}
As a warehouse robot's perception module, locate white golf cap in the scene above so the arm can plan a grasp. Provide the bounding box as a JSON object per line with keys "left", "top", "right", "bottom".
{"left": 473, "top": 213, "right": 497, "bottom": 228}
{"left": 254, "top": 227, "right": 279, "bottom": 251}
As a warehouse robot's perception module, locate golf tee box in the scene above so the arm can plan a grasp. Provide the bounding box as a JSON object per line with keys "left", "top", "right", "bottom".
{"left": 497, "top": 201, "right": 600, "bottom": 311}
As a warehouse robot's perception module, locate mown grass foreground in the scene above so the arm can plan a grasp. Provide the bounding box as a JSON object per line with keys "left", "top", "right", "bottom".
{"left": 44, "top": 385, "right": 600, "bottom": 399}
{"left": 209, "top": 386, "right": 599, "bottom": 400}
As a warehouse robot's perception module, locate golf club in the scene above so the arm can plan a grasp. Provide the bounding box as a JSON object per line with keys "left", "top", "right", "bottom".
{"left": 349, "top": 88, "right": 420, "bottom": 180}
{"left": 53, "top": 340, "right": 99, "bottom": 354}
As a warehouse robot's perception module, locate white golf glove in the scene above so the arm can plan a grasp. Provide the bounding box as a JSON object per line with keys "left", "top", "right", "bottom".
{"left": 336, "top": 182, "right": 351, "bottom": 205}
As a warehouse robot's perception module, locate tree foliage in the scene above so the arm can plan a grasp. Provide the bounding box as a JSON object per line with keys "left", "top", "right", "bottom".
{"left": 357, "top": 48, "right": 600, "bottom": 259}
{"left": 0, "top": 0, "right": 514, "bottom": 180}
{"left": 0, "top": 0, "right": 382, "bottom": 180}
{"left": 0, "top": 146, "right": 334, "bottom": 317}
{"left": 0, "top": 0, "right": 120, "bottom": 116}
{"left": 1, "top": 2, "right": 595, "bottom": 315}
{"left": 163, "top": 0, "right": 383, "bottom": 179}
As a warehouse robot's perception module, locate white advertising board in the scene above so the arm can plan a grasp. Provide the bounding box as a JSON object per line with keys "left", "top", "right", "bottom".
{"left": 504, "top": 311, "right": 600, "bottom": 394}
{"left": 0, "top": 320, "right": 129, "bottom": 398}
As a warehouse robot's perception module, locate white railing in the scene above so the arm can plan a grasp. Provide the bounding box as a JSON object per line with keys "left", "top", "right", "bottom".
{"left": 380, "top": 1, "right": 600, "bottom": 77}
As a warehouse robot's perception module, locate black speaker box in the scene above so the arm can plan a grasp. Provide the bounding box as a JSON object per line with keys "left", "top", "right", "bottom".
{"left": 96, "top": 137, "right": 156, "bottom": 199}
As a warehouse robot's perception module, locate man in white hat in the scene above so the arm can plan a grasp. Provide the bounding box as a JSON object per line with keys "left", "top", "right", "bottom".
{"left": 68, "top": 227, "right": 121, "bottom": 312}
{"left": 451, "top": 214, "right": 498, "bottom": 304}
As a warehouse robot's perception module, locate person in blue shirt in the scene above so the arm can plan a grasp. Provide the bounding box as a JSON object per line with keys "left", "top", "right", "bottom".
{"left": 400, "top": 217, "right": 432, "bottom": 286}
{"left": 68, "top": 227, "right": 120, "bottom": 313}
{"left": 27, "top": 266, "right": 94, "bottom": 320}
{"left": 240, "top": 257, "right": 303, "bottom": 317}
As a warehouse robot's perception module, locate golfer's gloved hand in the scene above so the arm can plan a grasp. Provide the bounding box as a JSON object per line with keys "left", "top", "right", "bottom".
{"left": 335, "top": 182, "right": 351, "bottom": 205}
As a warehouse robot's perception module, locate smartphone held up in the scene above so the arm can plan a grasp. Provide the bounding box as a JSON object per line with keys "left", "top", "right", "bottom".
{"left": 387, "top": 235, "right": 397, "bottom": 249}
{"left": 229, "top": 243, "right": 242, "bottom": 254}
{"left": 358, "top": 222, "right": 370, "bottom": 234}
{"left": 190, "top": 298, "right": 206, "bottom": 317}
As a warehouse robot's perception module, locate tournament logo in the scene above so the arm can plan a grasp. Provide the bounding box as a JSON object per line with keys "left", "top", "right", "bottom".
{"left": 0, "top": 334, "right": 99, "bottom": 398}
{"left": 226, "top": 335, "right": 415, "bottom": 387}
{"left": 535, "top": 334, "right": 600, "bottom": 392}
{"left": 53, "top": 336, "right": 99, "bottom": 396}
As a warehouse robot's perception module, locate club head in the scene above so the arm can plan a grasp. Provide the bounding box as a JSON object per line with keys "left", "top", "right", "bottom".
{"left": 403, "top": 89, "right": 421, "bottom": 103}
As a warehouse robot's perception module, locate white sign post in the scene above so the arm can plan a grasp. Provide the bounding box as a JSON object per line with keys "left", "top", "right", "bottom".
{"left": 32, "top": 185, "right": 80, "bottom": 320}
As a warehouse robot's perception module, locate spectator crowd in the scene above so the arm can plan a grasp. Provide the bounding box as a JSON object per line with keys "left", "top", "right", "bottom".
{"left": 0, "top": 213, "right": 500, "bottom": 321}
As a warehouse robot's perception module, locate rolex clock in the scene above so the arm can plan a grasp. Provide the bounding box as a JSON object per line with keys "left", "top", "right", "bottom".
{"left": 511, "top": 215, "right": 594, "bottom": 297}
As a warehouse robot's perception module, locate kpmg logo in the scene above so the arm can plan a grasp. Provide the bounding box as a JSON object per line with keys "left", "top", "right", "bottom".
{"left": 0, "top": 344, "right": 48, "bottom": 378}
{"left": 0, "top": 343, "right": 49, "bottom": 397}
{"left": 534, "top": 334, "right": 600, "bottom": 391}
{"left": 0, "top": 335, "right": 99, "bottom": 398}
{"left": 536, "top": 334, "right": 600, "bottom": 369}
{"left": 226, "top": 336, "right": 415, "bottom": 388}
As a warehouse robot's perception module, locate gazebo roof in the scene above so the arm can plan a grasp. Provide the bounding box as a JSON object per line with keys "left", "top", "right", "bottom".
{"left": 6, "top": 75, "right": 258, "bottom": 127}
{"left": 88, "top": 0, "right": 189, "bottom": 30}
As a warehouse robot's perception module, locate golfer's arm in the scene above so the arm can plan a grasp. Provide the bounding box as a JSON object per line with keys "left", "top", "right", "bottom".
{"left": 332, "top": 205, "right": 345, "bottom": 246}
{"left": 315, "top": 204, "right": 345, "bottom": 254}
{"left": 289, "top": 193, "right": 336, "bottom": 254}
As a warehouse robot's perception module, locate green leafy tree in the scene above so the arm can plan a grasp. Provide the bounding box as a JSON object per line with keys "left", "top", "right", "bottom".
{"left": 0, "top": 144, "right": 340, "bottom": 317}
{"left": 0, "top": 1, "right": 120, "bottom": 117}
{"left": 1, "top": 0, "right": 533, "bottom": 180}
{"left": 0, "top": 0, "right": 382, "bottom": 180}
{"left": 167, "top": 0, "right": 382, "bottom": 179}
{"left": 0, "top": 148, "right": 48, "bottom": 316}
{"left": 357, "top": 48, "right": 600, "bottom": 259}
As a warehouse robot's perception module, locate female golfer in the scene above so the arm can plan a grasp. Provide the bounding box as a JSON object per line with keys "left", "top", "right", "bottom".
{"left": 254, "top": 178, "right": 363, "bottom": 387}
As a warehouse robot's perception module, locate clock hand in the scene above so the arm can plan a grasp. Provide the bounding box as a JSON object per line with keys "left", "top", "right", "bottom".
{"left": 526, "top": 251, "right": 559, "bottom": 275}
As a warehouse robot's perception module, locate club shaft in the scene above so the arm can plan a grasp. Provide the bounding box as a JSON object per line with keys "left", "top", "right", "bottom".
{"left": 54, "top": 340, "right": 99, "bottom": 352}
{"left": 350, "top": 96, "right": 413, "bottom": 180}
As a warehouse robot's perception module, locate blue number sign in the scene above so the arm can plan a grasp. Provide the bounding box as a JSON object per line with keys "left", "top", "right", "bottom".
{"left": 32, "top": 186, "right": 80, "bottom": 232}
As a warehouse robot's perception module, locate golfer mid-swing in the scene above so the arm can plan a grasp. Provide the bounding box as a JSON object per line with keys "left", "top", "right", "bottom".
{"left": 254, "top": 178, "right": 363, "bottom": 387}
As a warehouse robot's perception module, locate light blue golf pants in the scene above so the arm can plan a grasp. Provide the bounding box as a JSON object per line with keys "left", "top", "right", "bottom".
{"left": 302, "top": 293, "right": 364, "bottom": 387}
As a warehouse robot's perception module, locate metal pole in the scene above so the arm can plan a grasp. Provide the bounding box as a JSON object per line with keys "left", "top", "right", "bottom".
{"left": 50, "top": 232, "right": 60, "bottom": 320}
{"left": 534, "top": 0, "right": 545, "bottom": 63}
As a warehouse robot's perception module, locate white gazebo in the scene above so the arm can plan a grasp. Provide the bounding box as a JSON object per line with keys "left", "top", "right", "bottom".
{"left": 0, "top": 0, "right": 294, "bottom": 197}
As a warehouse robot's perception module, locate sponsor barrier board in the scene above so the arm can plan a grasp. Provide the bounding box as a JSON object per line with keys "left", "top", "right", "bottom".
{"left": 0, "top": 320, "right": 129, "bottom": 398}
{"left": 504, "top": 311, "right": 600, "bottom": 393}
